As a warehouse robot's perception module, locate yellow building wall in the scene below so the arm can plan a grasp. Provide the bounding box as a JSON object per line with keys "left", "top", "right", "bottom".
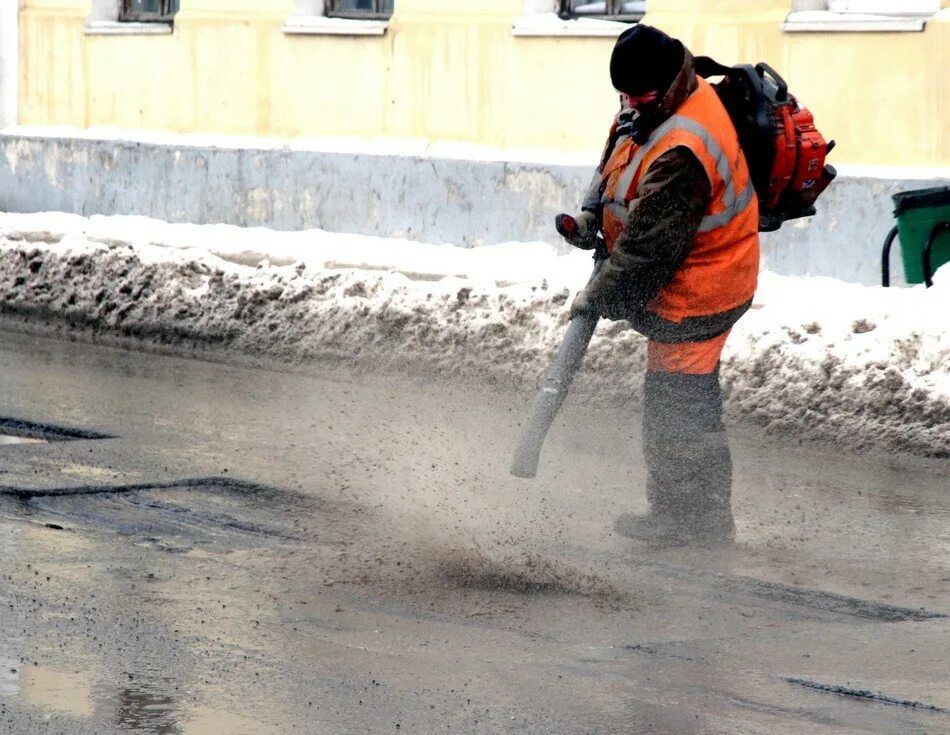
{"left": 17, "top": 0, "right": 950, "bottom": 167}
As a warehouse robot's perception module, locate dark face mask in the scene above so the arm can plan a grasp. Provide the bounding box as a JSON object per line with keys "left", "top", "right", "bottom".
{"left": 616, "top": 105, "right": 636, "bottom": 138}
{"left": 629, "top": 99, "right": 666, "bottom": 145}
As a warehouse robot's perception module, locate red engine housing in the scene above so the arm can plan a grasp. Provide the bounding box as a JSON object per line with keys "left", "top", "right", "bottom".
{"left": 766, "top": 101, "right": 835, "bottom": 215}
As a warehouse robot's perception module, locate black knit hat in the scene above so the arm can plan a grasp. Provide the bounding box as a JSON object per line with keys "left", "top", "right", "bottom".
{"left": 609, "top": 24, "right": 685, "bottom": 96}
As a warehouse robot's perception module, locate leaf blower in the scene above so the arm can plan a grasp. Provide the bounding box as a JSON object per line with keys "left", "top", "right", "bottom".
{"left": 510, "top": 214, "right": 606, "bottom": 479}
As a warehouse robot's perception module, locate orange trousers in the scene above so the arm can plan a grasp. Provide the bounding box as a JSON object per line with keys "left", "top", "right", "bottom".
{"left": 646, "top": 330, "right": 730, "bottom": 375}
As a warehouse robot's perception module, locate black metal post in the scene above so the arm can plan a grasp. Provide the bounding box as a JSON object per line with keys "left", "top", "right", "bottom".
{"left": 881, "top": 225, "right": 899, "bottom": 287}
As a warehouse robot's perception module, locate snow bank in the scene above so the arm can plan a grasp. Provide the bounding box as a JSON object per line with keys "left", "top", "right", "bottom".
{"left": 0, "top": 213, "right": 947, "bottom": 457}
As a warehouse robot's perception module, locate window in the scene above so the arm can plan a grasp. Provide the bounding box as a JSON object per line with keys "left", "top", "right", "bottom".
{"left": 86, "top": 0, "right": 176, "bottom": 34}
{"left": 118, "top": 0, "right": 179, "bottom": 23}
{"left": 512, "top": 0, "right": 635, "bottom": 37}
{"left": 282, "top": 0, "right": 391, "bottom": 35}
{"left": 784, "top": 0, "right": 940, "bottom": 31}
{"left": 558, "top": 0, "right": 645, "bottom": 22}
{"left": 825, "top": 0, "right": 938, "bottom": 13}
{"left": 325, "top": 0, "right": 394, "bottom": 21}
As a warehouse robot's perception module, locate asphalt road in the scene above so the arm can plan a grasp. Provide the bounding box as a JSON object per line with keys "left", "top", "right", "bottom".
{"left": 0, "top": 328, "right": 947, "bottom": 734}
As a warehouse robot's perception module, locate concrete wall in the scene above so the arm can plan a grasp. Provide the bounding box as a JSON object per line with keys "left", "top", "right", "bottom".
{"left": 2, "top": 130, "right": 946, "bottom": 285}
{"left": 0, "top": 131, "right": 592, "bottom": 248}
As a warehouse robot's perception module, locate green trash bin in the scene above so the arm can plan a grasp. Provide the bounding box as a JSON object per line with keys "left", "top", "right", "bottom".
{"left": 889, "top": 185, "right": 950, "bottom": 286}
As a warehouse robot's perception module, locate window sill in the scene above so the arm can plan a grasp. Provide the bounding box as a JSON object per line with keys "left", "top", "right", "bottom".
{"left": 782, "top": 10, "right": 928, "bottom": 32}
{"left": 512, "top": 13, "right": 632, "bottom": 38}
{"left": 84, "top": 20, "right": 173, "bottom": 35}
{"left": 281, "top": 16, "right": 388, "bottom": 36}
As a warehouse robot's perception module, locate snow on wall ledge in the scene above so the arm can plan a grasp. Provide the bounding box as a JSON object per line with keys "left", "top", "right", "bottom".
{"left": 0, "top": 212, "right": 947, "bottom": 457}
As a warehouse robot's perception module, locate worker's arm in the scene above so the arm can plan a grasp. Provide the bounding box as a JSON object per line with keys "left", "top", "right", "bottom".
{"left": 583, "top": 146, "right": 711, "bottom": 320}
{"left": 580, "top": 113, "right": 627, "bottom": 216}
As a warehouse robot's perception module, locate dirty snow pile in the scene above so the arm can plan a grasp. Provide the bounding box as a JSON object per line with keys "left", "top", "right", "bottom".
{"left": 0, "top": 212, "right": 947, "bottom": 457}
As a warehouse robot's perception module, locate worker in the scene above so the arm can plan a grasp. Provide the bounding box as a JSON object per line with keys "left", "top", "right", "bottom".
{"left": 562, "top": 24, "right": 760, "bottom": 545}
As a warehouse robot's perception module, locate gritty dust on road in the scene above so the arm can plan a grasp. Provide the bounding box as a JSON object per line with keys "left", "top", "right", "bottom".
{"left": 0, "top": 328, "right": 947, "bottom": 734}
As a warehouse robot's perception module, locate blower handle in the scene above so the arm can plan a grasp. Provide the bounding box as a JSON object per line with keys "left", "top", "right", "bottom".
{"left": 755, "top": 62, "right": 789, "bottom": 102}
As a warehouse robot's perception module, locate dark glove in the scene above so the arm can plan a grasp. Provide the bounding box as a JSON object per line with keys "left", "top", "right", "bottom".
{"left": 555, "top": 211, "right": 600, "bottom": 251}
{"left": 568, "top": 288, "right": 596, "bottom": 320}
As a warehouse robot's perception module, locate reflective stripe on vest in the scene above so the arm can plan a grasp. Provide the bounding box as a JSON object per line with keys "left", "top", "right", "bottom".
{"left": 601, "top": 114, "right": 755, "bottom": 233}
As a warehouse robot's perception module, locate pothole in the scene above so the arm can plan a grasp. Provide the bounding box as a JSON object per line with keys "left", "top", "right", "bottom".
{"left": 5, "top": 477, "right": 318, "bottom": 551}
{"left": 0, "top": 417, "right": 114, "bottom": 443}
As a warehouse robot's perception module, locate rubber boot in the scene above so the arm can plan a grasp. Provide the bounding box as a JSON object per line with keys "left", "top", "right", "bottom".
{"left": 619, "top": 367, "right": 734, "bottom": 546}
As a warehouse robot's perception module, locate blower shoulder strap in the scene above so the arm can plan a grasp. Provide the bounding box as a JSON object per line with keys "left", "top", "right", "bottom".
{"left": 693, "top": 55, "right": 733, "bottom": 79}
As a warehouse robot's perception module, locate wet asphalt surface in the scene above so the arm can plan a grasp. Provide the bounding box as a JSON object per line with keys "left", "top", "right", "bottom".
{"left": 0, "top": 326, "right": 947, "bottom": 734}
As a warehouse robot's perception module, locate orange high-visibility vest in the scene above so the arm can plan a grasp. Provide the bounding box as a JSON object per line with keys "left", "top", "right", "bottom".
{"left": 600, "top": 78, "right": 760, "bottom": 323}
